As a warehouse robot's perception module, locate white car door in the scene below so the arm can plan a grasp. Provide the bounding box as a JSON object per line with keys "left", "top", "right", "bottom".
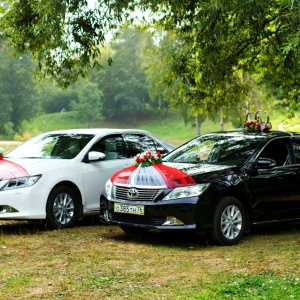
{"left": 80, "top": 134, "right": 133, "bottom": 212}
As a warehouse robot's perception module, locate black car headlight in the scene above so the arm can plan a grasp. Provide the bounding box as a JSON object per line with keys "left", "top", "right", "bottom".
{"left": 0, "top": 175, "right": 41, "bottom": 191}
{"left": 162, "top": 183, "right": 210, "bottom": 201}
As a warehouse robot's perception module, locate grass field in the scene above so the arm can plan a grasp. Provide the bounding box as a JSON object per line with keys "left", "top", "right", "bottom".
{"left": 0, "top": 220, "right": 300, "bottom": 299}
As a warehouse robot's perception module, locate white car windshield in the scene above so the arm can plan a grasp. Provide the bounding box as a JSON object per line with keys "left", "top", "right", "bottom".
{"left": 5, "top": 134, "right": 94, "bottom": 159}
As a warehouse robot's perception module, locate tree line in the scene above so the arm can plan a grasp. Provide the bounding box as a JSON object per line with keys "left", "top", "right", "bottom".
{"left": 0, "top": 1, "right": 299, "bottom": 138}
{"left": 0, "top": 28, "right": 157, "bottom": 138}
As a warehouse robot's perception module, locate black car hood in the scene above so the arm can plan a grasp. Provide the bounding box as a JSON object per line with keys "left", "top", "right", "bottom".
{"left": 163, "top": 162, "right": 236, "bottom": 179}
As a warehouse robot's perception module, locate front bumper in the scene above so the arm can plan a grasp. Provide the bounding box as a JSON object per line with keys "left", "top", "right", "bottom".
{"left": 0, "top": 183, "right": 50, "bottom": 220}
{"left": 100, "top": 194, "right": 210, "bottom": 232}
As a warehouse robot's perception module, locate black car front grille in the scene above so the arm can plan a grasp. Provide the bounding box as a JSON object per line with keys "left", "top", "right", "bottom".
{"left": 109, "top": 212, "right": 165, "bottom": 226}
{"left": 113, "top": 186, "right": 164, "bottom": 202}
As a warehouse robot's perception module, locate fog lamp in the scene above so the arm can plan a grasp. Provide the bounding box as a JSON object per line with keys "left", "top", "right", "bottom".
{"left": 104, "top": 210, "right": 109, "bottom": 219}
{"left": 0, "top": 206, "right": 18, "bottom": 214}
{"left": 163, "top": 216, "right": 184, "bottom": 226}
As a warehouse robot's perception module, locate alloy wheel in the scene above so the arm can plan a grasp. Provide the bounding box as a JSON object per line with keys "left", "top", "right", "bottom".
{"left": 220, "top": 204, "right": 243, "bottom": 240}
{"left": 53, "top": 192, "right": 75, "bottom": 225}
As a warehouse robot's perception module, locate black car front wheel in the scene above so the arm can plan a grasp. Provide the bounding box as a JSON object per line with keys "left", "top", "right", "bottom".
{"left": 210, "top": 196, "right": 245, "bottom": 246}
{"left": 46, "top": 185, "right": 79, "bottom": 229}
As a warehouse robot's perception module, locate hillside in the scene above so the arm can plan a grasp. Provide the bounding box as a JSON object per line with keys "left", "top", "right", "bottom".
{"left": 3, "top": 110, "right": 299, "bottom": 153}
{"left": 17, "top": 111, "right": 233, "bottom": 146}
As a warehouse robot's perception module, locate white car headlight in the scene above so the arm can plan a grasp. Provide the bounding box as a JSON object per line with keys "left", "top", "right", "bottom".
{"left": 105, "top": 180, "right": 113, "bottom": 199}
{"left": 162, "top": 184, "right": 210, "bottom": 201}
{"left": 0, "top": 175, "right": 41, "bottom": 191}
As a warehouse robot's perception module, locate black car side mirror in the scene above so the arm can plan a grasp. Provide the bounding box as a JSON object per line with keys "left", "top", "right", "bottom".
{"left": 256, "top": 157, "right": 277, "bottom": 169}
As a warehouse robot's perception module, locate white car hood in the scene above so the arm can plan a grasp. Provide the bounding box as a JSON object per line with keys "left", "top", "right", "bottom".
{"left": 5, "top": 158, "right": 70, "bottom": 176}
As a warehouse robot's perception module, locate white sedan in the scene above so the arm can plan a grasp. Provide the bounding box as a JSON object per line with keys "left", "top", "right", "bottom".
{"left": 0, "top": 129, "right": 174, "bottom": 229}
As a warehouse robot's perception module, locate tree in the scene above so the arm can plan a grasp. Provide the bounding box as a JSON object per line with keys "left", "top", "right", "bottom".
{"left": 0, "top": 0, "right": 136, "bottom": 87}
{"left": 144, "top": 31, "right": 176, "bottom": 116}
{"left": 159, "top": 0, "right": 300, "bottom": 110}
{"left": 1, "top": 0, "right": 299, "bottom": 110}
{"left": 0, "top": 40, "right": 37, "bottom": 138}
{"left": 70, "top": 80, "right": 104, "bottom": 127}
{"left": 91, "top": 27, "right": 152, "bottom": 123}
{"left": 36, "top": 82, "right": 78, "bottom": 114}
{"left": 144, "top": 28, "right": 247, "bottom": 133}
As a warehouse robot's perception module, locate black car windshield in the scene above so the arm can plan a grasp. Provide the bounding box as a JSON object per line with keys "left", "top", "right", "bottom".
{"left": 164, "top": 133, "right": 263, "bottom": 166}
{"left": 5, "top": 134, "right": 94, "bottom": 159}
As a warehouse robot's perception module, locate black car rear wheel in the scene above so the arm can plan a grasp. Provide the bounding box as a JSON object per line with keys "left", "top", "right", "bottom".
{"left": 46, "top": 185, "right": 79, "bottom": 229}
{"left": 210, "top": 196, "right": 245, "bottom": 246}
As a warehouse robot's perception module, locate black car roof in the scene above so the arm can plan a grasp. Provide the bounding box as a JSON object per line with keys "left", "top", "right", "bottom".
{"left": 212, "top": 129, "right": 298, "bottom": 138}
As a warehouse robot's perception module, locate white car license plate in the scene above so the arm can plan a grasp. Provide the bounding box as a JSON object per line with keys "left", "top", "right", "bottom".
{"left": 114, "top": 203, "right": 145, "bottom": 215}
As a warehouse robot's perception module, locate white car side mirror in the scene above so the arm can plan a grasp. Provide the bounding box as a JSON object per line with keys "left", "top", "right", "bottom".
{"left": 88, "top": 151, "right": 106, "bottom": 162}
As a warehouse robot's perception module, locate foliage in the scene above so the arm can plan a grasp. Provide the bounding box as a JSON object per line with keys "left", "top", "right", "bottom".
{"left": 90, "top": 27, "right": 153, "bottom": 124}
{"left": 144, "top": 31, "right": 176, "bottom": 115}
{"left": 0, "top": 0, "right": 134, "bottom": 87}
{"left": 36, "top": 81, "right": 78, "bottom": 114}
{"left": 70, "top": 80, "right": 104, "bottom": 127}
{"left": 1, "top": 0, "right": 299, "bottom": 109}
{"left": 0, "top": 40, "right": 38, "bottom": 138}
{"left": 0, "top": 0, "right": 298, "bottom": 134}
{"left": 143, "top": 2, "right": 289, "bottom": 127}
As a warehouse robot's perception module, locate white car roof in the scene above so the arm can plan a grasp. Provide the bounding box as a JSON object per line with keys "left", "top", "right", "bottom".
{"left": 43, "top": 128, "right": 151, "bottom": 135}
{"left": 36, "top": 128, "right": 175, "bottom": 150}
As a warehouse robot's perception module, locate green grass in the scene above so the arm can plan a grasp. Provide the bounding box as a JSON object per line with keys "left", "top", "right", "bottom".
{"left": 0, "top": 221, "right": 300, "bottom": 299}
{"left": 15, "top": 110, "right": 300, "bottom": 147}
{"left": 17, "top": 110, "right": 235, "bottom": 146}
{"left": 2, "top": 109, "right": 299, "bottom": 153}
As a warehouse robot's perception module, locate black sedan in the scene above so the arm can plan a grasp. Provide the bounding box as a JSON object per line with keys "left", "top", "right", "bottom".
{"left": 100, "top": 130, "right": 300, "bottom": 245}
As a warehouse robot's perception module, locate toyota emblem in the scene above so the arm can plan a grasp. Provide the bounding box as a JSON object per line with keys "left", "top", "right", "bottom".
{"left": 127, "top": 188, "right": 139, "bottom": 199}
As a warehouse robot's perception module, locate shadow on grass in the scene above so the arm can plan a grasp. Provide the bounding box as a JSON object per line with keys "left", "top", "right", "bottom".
{"left": 1, "top": 218, "right": 300, "bottom": 247}
{"left": 249, "top": 221, "right": 300, "bottom": 237}
{"left": 0, "top": 220, "right": 46, "bottom": 235}
{"left": 111, "top": 228, "right": 210, "bottom": 248}
{"left": 0, "top": 215, "right": 102, "bottom": 235}
{"left": 109, "top": 221, "right": 300, "bottom": 248}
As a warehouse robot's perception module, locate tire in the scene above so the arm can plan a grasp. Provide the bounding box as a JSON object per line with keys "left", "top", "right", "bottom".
{"left": 46, "top": 185, "right": 79, "bottom": 229}
{"left": 209, "top": 196, "right": 245, "bottom": 246}
{"left": 120, "top": 225, "right": 149, "bottom": 235}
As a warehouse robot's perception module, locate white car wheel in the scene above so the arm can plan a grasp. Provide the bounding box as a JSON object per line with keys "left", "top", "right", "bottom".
{"left": 46, "top": 185, "right": 79, "bottom": 229}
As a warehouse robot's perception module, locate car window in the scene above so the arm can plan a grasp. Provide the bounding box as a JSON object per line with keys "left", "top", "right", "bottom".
{"left": 258, "top": 139, "right": 290, "bottom": 166}
{"left": 293, "top": 138, "right": 300, "bottom": 164}
{"left": 5, "top": 134, "right": 93, "bottom": 159}
{"left": 124, "top": 134, "right": 168, "bottom": 156}
{"left": 91, "top": 135, "right": 127, "bottom": 160}
{"left": 164, "top": 134, "right": 262, "bottom": 165}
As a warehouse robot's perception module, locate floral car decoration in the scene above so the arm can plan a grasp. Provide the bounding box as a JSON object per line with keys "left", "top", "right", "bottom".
{"left": 0, "top": 147, "right": 29, "bottom": 179}
{"left": 243, "top": 111, "right": 272, "bottom": 133}
{"left": 110, "top": 150, "right": 196, "bottom": 188}
{"left": 135, "top": 149, "right": 163, "bottom": 167}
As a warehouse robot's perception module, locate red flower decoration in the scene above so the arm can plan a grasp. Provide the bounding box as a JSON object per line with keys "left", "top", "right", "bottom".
{"left": 243, "top": 111, "right": 272, "bottom": 133}
{"left": 134, "top": 150, "right": 162, "bottom": 167}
